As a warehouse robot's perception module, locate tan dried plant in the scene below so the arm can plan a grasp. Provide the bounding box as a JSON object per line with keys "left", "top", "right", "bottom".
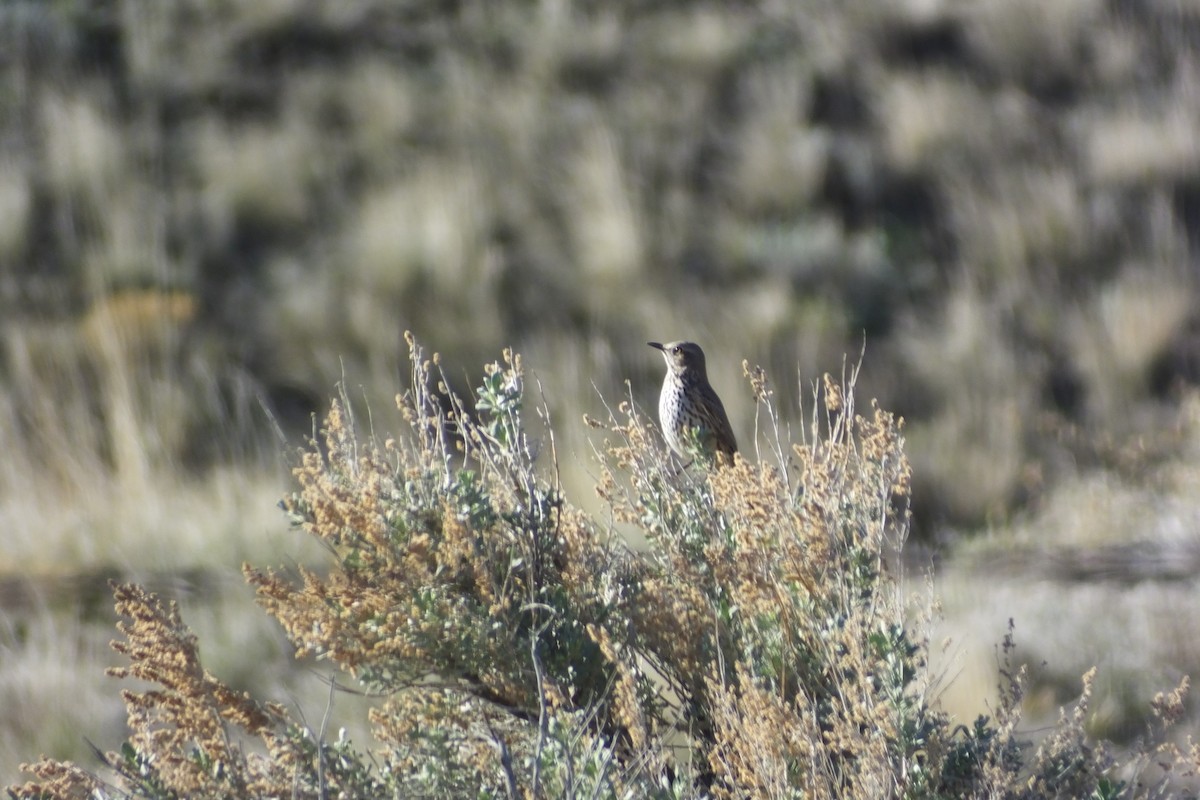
{"left": 10, "top": 582, "right": 389, "bottom": 799}
{"left": 10, "top": 335, "right": 1200, "bottom": 798}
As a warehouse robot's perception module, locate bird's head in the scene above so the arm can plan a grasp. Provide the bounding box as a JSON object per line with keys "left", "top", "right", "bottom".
{"left": 648, "top": 340, "right": 708, "bottom": 379}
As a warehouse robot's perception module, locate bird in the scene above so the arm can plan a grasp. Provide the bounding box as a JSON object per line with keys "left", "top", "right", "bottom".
{"left": 648, "top": 340, "right": 737, "bottom": 463}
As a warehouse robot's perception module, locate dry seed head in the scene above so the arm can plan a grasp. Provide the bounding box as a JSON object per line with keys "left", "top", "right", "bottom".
{"left": 743, "top": 359, "right": 771, "bottom": 402}
{"left": 823, "top": 373, "right": 843, "bottom": 413}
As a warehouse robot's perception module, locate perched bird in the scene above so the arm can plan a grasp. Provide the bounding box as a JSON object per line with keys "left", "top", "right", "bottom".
{"left": 649, "top": 340, "right": 737, "bottom": 463}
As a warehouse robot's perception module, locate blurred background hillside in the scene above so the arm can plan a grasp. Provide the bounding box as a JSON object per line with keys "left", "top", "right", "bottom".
{"left": 3, "top": 0, "right": 1200, "bottom": 785}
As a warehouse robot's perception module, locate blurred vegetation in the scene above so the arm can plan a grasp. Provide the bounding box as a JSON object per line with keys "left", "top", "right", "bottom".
{"left": 3, "top": 0, "right": 1200, "bottom": 788}
{"left": 2, "top": 0, "right": 1198, "bottom": 529}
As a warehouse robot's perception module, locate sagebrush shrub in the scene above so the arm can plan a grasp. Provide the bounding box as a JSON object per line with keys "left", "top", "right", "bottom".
{"left": 9, "top": 335, "right": 1197, "bottom": 799}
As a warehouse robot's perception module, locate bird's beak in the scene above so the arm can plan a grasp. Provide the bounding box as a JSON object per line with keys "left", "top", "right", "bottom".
{"left": 647, "top": 342, "right": 664, "bottom": 351}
